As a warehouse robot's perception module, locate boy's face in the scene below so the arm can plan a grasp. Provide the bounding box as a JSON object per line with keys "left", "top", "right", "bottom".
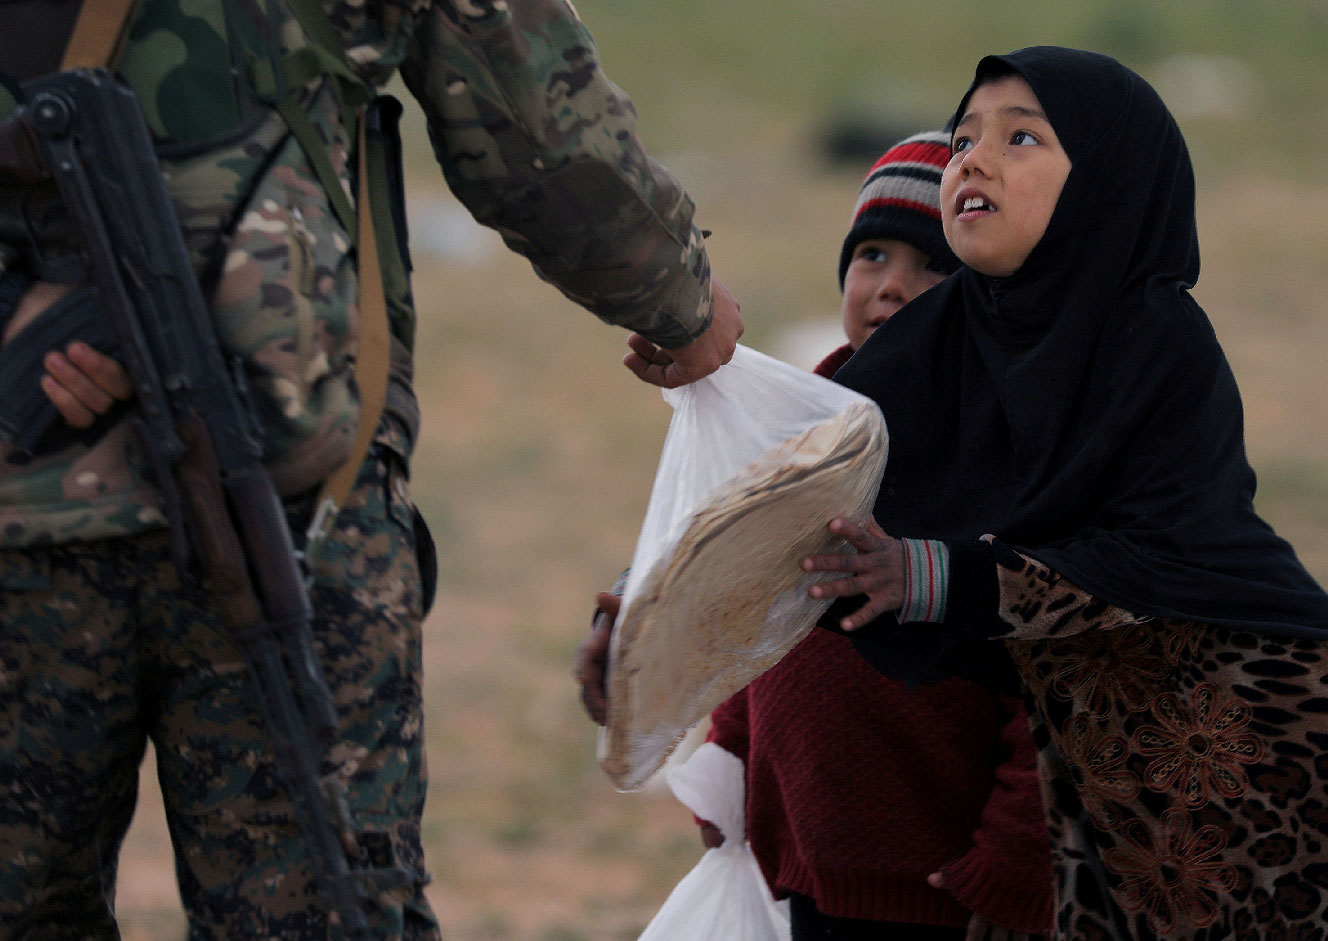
{"left": 941, "top": 75, "right": 1071, "bottom": 277}
{"left": 840, "top": 238, "right": 948, "bottom": 350}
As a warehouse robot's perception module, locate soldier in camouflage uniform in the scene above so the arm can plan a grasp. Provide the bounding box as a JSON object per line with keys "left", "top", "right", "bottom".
{"left": 0, "top": 1, "right": 741, "bottom": 937}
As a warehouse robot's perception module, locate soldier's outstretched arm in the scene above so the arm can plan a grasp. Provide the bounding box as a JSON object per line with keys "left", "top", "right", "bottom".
{"left": 401, "top": 0, "right": 740, "bottom": 381}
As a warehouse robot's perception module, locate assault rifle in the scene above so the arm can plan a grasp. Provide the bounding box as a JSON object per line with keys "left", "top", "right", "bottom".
{"left": 0, "top": 68, "right": 405, "bottom": 935}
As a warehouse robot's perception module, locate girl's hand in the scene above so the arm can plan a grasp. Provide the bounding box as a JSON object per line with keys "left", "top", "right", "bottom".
{"left": 802, "top": 517, "right": 906, "bottom": 631}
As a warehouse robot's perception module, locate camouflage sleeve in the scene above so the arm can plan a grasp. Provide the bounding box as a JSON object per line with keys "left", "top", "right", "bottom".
{"left": 398, "top": 0, "right": 713, "bottom": 348}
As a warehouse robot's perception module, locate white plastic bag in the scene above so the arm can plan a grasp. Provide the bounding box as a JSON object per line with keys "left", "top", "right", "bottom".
{"left": 638, "top": 743, "right": 790, "bottom": 941}
{"left": 601, "top": 344, "right": 887, "bottom": 789}
{"left": 620, "top": 345, "right": 880, "bottom": 617}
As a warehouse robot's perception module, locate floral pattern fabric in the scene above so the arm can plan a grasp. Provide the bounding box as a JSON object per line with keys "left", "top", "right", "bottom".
{"left": 993, "top": 549, "right": 1328, "bottom": 939}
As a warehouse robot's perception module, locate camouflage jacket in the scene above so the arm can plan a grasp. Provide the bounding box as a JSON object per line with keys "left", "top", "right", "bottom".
{"left": 0, "top": 0, "right": 713, "bottom": 547}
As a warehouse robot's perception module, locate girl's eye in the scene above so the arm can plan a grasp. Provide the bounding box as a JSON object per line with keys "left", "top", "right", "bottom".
{"left": 952, "top": 137, "right": 973, "bottom": 154}
{"left": 857, "top": 247, "right": 887, "bottom": 264}
{"left": 1010, "top": 130, "right": 1039, "bottom": 146}
{"left": 924, "top": 257, "right": 949, "bottom": 275}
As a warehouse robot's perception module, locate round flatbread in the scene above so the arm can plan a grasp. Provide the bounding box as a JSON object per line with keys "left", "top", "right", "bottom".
{"left": 602, "top": 400, "right": 888, "bottom": 790}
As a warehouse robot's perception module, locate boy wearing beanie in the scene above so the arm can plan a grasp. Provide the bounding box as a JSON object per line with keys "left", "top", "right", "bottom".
{"left": 834, "top": 131, "right": 959, "bottom": 351}
{"left": 700, "top": 131, "right": 1054, "bottom": 940}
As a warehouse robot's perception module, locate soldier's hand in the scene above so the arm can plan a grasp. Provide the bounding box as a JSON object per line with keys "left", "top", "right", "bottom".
{"left": 2, "top": 280, "right": 72, "bottom": 344}
{"left": 574, "top": 591, "right": 620, "bottom": 725}
{"left": 3, "top": 281, "right": 134, "bottom": 428}
{"left": 42, "top": 341, "right": 134, "bottom": 428}
{"left": 624, "top": 277, "right": 742, "bottom": 388}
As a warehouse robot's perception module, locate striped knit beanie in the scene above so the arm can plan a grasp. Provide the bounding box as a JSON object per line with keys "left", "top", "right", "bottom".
{"left": 837, "top": 129, "right": 959, "bottom": 288}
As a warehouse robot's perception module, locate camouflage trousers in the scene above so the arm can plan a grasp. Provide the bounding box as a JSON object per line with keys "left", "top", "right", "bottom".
{"left": 0, "top": 445, "right": 440, "bottom": 939}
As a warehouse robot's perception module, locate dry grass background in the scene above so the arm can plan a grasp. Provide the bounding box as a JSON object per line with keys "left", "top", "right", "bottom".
{"left": 111, "top": 3, "right": 1328, "bottom": 938}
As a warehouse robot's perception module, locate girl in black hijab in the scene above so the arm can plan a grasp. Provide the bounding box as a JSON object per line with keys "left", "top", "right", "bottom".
{"left": 803, "top": 47, "right": 1328, "bottom": 938}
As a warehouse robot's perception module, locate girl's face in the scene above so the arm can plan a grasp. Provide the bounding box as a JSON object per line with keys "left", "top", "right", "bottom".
{"left": 941, "top": 75, "right": 1071, "bottom": 277}
{"left": 840, "top": 238, "right": 947, "bottom": 350}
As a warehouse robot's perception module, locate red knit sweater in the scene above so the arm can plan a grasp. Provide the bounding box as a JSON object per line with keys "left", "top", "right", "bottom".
{"left": 704, "top": 344, "right": 1053, "bottom": 932}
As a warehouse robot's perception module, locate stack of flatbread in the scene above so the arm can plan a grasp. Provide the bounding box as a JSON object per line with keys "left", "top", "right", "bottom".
{"left": 601, "top": 398, "right": 888, "bottom": 791}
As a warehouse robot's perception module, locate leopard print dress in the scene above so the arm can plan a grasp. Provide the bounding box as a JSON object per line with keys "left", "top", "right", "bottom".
{"left": 992, "top": 549, "right": 1328, "bottom": 939}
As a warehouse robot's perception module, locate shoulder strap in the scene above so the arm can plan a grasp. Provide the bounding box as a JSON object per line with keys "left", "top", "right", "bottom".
{"left": 251, "top": 0, "right": 371, "bottom": 241}
{"left": 274, "top": 3, "right": 391, "bottom": 564}
{"left": 306, "top": 113, "right": 391, "bottom": 558}
{"left": 61, "top": 0, "right": 139, "bottom": 71}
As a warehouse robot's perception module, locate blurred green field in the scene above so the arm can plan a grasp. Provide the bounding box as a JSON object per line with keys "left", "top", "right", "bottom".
{"left": 115, "top": 3, "right": 1328, "bottom": 938}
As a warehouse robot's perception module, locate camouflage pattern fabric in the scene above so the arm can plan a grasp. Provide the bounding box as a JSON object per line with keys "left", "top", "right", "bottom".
{"left": 0, "top": 0, "right": 714, "bottom": 547}
{"left": 0, "top": 1, "right": 715, "bottom": 931}
{"left": 0, "top": 444, "right": 437, "bottom": 938}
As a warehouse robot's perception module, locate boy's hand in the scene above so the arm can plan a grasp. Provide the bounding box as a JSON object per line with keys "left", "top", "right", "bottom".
{"left": 574, "top": 591, "right": 621, "bottom": 725}
{"left": 802, "top": 517, "right": 906, "bottom": 631}
{"left": 624, "top": 278, "right": 742, "bottom": 388}
{"left": 928, "top": 871, "right": 1033, "bottom": 941}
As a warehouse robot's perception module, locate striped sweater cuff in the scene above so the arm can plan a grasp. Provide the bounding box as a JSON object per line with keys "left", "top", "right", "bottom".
{"left": 898, "top": 537, "right": 949, "bottom": 623}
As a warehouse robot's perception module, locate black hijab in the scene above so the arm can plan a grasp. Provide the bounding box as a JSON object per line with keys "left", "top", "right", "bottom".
{"left": 834, "top": 46, "right": 1328, "bottom": 641}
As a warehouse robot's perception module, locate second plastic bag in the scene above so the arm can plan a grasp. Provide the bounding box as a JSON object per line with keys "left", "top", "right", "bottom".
{"left": 601, "top": 345, "right": 887, "bottom": 790}
{"left": 637, "top": 743, "right": 790, "bottom": 941}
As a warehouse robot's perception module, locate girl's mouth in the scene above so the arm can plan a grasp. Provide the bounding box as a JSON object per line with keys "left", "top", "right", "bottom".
{"left": 954, "top": 189, "right": 996, "bottom": 221}
{"left": 956, "top": 195, "right": 998, "bottom": 221}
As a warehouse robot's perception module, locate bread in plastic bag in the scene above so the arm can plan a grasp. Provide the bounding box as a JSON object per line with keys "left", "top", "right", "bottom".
{"left": 601, "top": 345, "right": 887, "bottom": 790}
{"left": 637, "top": 742, "right": 790, "bottom": 941}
